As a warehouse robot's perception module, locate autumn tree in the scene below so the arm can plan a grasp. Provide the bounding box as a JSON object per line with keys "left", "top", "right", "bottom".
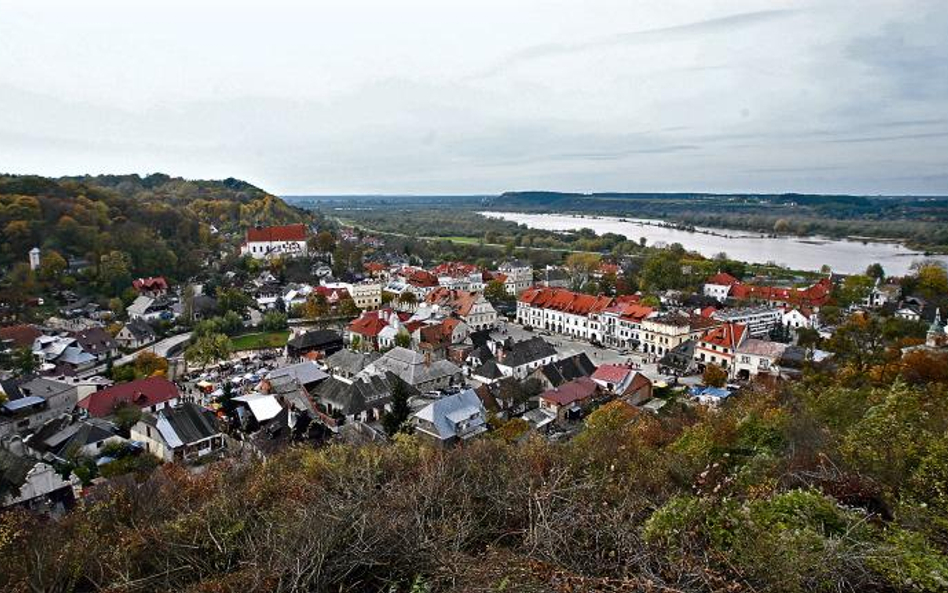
{"left": 835, "top": 274, "right": 873, "bottom": 307}
{"left": 915, "top": 262, "right": 948, "bottom": 300}
{"left": 38, "top": 250, "right": 67, "bottom": 285}
{"left": 394, "top": 331, "right": 412, "bottom": 348}
{"left": 702, "top": 364, "right": 728, "bottom": 388}
{"left": 134, "top": 351, "right": 169, "bottom": 377}
{"left": 565, "top": 252, "right": 601, "bottom": 276}
{"left": 338, "top": 298, "right": 360, "bottom": 318}
{"left": 185, "top": 333, "right": 232, "bottom": 367}
{"left": 484, "top": 279, "right": 510, "bottom": 303}
{"left": 98, "top": 250, "right": 132, "bottom": 296}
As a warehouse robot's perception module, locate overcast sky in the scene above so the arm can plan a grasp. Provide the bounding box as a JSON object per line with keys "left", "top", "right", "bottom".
{"left": 1, "top": 0, "right": 947, "bottom": 195}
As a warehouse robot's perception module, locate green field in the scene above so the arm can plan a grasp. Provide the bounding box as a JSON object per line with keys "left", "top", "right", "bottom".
{"left": 230, "top": 331, "right": 290, "bottom": 351}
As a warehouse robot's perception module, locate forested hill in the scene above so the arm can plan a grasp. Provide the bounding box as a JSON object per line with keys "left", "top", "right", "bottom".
{"left": 0, "top": 173, "right": 309, "bottom": 280}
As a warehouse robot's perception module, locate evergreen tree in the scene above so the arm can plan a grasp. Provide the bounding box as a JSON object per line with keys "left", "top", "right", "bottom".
{"left": 382, "top": 379, "right": 412, "bottom": 436}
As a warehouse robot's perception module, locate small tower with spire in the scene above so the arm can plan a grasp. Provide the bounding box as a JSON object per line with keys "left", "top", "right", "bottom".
{"left": 927, "top": 308, "right": 946, "bottom": 348}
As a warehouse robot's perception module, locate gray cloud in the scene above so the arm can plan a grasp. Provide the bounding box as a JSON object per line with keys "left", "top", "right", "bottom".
{"left": 0, "top": 1, "right": 946, "bottom": 195}
{"left": 472, "top": 9, "right": 798, "bottom": 79}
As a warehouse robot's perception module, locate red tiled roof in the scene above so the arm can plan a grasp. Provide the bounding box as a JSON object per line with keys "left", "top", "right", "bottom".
{"left": 518, "top": 287, "right": 614, "bottom": 316}
{"left": 730, "top": 278, "right": 831, "bottom": 307}
{"left": 364, "top": 262, "right": 386, "bottom": 273}
{"left": 706, "top": 272, "right": 740, "bottom": 286}
{"left": 0, "top": 324, "right": 42, "bottom": 349}
{"left": 591, "top": 364, "right": 633, "bottom": 384}
{"left": 78, "top": 377, "right": 179, "bottom": 418}
{"left": 132, "top": 276, "right": 168, "bottom": 292}
{"left": 598, "top": 263, "right": 621, "bottom": 275}
{"left": 431, "top": 262, "right": 481, "bottom": 277}
{"left": 618, "top": 303, "right": 654, "bottom": 322}
{"left": 699, "top": 323, "right": 747, "bottom": 349}
{"left": 348, "top": 309, "right": 394, "bottom": 337}
{"left": 405, "top": 268, "right": 439, "bottom": 288}
{"left": 700, "top": 306, "right": 717, "bottom": 318}
{"left": 246, "top": 223, "right": 307, "bottom": 243}
{"left": 425, "top": 287, "right": 481, "bottom": 316}
{"left": 540, "top": 377, "right": 599, "bottom": 407}
{"left": 314, "top": 286, "right": 350, "bottom": 302}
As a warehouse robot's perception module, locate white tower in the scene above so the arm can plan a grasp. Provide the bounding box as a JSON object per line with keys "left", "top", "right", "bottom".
{"left": 28, "top": 247, "right": 41, "bottom": 271}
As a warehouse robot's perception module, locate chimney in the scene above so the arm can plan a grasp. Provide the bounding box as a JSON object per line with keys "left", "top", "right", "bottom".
{"left": 424, "top": 351, "right": 431, "bottom": 367}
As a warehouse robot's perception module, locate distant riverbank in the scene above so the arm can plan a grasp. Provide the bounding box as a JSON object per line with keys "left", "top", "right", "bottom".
{"left": 481, "top": 211, "right": 948, "bottom": 276}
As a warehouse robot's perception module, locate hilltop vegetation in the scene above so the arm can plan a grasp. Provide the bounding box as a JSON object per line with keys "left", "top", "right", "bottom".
{"left": 0, "top": 172, "right": 308, "bottom": 284}
{"left": 4, "top": 321, "right": 948, "bottom": 592}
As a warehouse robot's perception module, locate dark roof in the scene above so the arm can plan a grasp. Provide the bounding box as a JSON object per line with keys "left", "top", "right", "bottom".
{"left": 534, "top": 353, "right": 596, "bottom": 387}
{"left": 0, "top": 325, "right": 42, "bottom": 349}
{"left": 502, "top": 337, "right": 556, "bottom": 368}
{"left": 71, "top": 327, "right": 116, "bottom": 355}
{"left": 312, "top": 372, "right": 416, "bottom": 417}
{"left": 468, "top": 329, "right": 493, "bottom": 349}
{"left": 287, "top": 329, "right": 343, "bottom": 350}
{"left": 659, "top": 339, "right": 696, "bottom": 373}
{"left": 151, "top": 403, "right": 220, "bottom": 445}
{"left": 0, "top": 448, "right": 35, "bottom": 500}
{"left": 123, "top": 319, "right": 156, "bottom": 340}
{"left": 32, "top": 417, "right": 117, "bottom": 458}
{"left": 778, "top": 345, "right": 808, "bottom": 369}
{"left": 473, "top": 360, "right": 504, "bottom": 380}
{"left": 469, "top": 344, "right": 494, "bottom": 363}
{"left": 0, "top": 379, "right": 23, "bottom": 401}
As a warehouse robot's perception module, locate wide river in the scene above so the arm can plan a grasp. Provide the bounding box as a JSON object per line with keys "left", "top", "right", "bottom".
{"left": 481, "top": 211, "right": 948, "bottom": 276}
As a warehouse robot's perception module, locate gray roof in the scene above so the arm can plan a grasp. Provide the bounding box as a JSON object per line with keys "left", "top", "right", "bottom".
{"left": 126, "top": 296, "right": 155, "bottom": 317}
{"left": 18, "top": 377, "right": 76, "bottom": 403}
{"left": 501, "top": 337, "right": 556, "bottom": 368}
{"left": 364, "top": 347, "right": 461, "bottom": 387}
{"left": 325, "top": 349, "right": 379, "bottom": 376}
{"left": 736, "top": 339, "right": 789, "bottom": 358}
{"left": 267, "top": 361, "right": 329, "bottom": 387}
{"left": 413, "top": 389, "right": 487, "bottom": 441}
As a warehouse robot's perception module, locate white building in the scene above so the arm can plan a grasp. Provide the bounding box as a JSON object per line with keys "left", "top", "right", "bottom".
{"left": 732, "top": 339, "right": 789, "bottom": 380}
{"left": 712, "top": 306, "right": 781, "bottom": 338}
{"left": 347, "top": 281, "right": 383, "bottom": 311}
{"left": 703, "top": 272, "right": 740, "bottom": 302}
{"left": 498, "top": 259, "right": 534, "bottom": 295}
{"left": 516, "top": 287, "right": 613, "bottom": 343}
{"left": 782, "top": 308, "right": 817, "bottom": 330}
{"left": 240, "top": 223, "right": 309, "bottom": 260}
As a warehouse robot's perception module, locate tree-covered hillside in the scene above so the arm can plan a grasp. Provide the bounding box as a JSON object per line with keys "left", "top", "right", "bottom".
{"left": 0, "top": 173, "right": 308, "bottom": 280}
